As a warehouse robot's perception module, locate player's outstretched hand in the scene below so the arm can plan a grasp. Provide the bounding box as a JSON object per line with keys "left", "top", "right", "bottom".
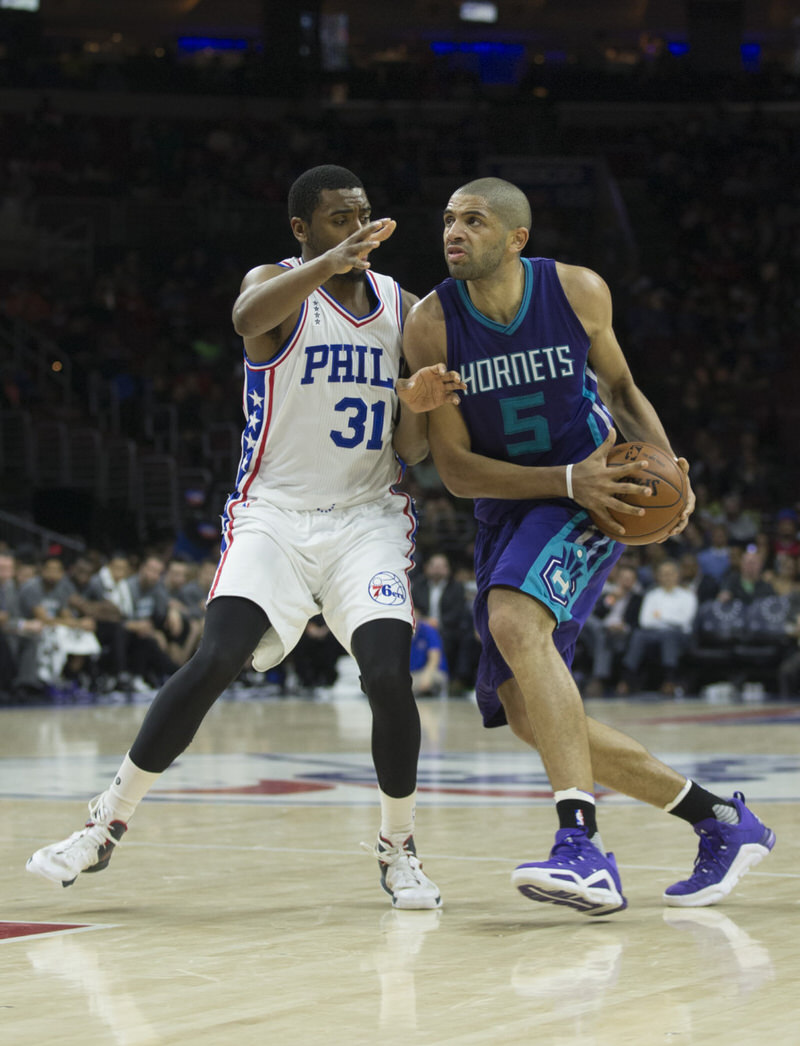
{"left": 572, "top": 429, "right": 652, "bottom": 536}
{"left": 396, "top": 363, "right": 467, "bottom": 413}
{"left": 327, "top": 219, "right": 397, "bottom": 274}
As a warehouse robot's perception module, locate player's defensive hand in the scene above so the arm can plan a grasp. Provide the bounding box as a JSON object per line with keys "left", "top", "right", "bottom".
{"left": 327, "top": 219, "right": 397, "bottom": 274}
{"left": 572, "top": 429, "right": 653, "bottom": 537}
{"left": 396, "top": 363, "right": 467, "bottom": 413}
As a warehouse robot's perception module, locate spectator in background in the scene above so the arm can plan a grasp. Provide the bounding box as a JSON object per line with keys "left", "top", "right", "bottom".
{"left": 635, "top": 541, "right": 670, "bottom": 591}
{"left": 121, "top": 555, "right": 179, "bottom": 689}
{"left": 67, "top": 555, "right": 126, "bottom": 692}
{"left": 677, "top": 551, "right": 720, "bottom": 604}
{"left": 772, "top": 508, "right": 800, "bottom": 561}
{"left": 715, "top": 491, "right": 760, "bottom": 546}
{"left": 18, "top": 557, "right": 101, "bottom": 693}
{"left": 582, "top": 563, "right": 643, "bottom": 697}
{"left": 697, "top": 523, "right": 732, "bottom": 583}
{"left": 777, "top": 609, "right": 800, "bottom": 699}
{"left": 291, "top": 615, "right": 344, "bottom": 692}
{"left": 0, "top": 550, "right": 44, "bottom": 700}
{"left": 90, "top": 553, "right": 134, "bottom": 617}
{"left": 449, "top": 560, "right": 481, "bottom": 693}
{"left": 765, "top": 552, "right": 800, "bottom": 605}
{"left": 177, "top": 558, "right": 218, "bottom": 618}
{"left": 162, "top": 559, "right": 204, "bottom": 665}
{"left": 411, "top": 552, "right": 468, "bottom": 690}
{"left": 618, "top": 559, "right": 698, "bottom": 696}
{"left": 717, "top": 543, "right": 775, "bottom": 605}
{"left": 410, "top": 618, "right": 448, "bottom": 697}
{"left": 14, "top": 556, "right": 39, "bottom": 590}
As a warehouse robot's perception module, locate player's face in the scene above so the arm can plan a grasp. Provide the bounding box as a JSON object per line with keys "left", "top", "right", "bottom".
{"left": 305, "top": 187, "right": 372, "bottom": 280}
{"left": 443, "top": 193, "right": 508, "bottom": 280}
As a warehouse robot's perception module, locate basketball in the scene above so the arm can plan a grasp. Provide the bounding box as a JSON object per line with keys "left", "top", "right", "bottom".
{"left": 589, "top": 441, "right": 687, "bottom": 546}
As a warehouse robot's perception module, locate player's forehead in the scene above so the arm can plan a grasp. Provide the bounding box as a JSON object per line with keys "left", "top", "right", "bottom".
{"left": 444, "top": 192, "right": 494, "bottom": 220}
{"left": 314, "top": 186, "right": 370, "bottom": 217}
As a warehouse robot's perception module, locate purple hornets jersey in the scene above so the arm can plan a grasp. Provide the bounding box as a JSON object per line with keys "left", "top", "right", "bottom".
{"left": 435, "top": 257, "right": 614, "bottom": 524}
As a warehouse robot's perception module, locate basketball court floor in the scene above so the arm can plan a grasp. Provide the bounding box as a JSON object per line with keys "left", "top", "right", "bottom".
{"left": 2, "top": 663, "right": 798, "bottom": 1046}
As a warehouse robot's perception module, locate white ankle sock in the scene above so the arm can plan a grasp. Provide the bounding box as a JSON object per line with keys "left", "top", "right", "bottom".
{"left": 553, "top": 787, "right": 596, "bottom": 806}
{"left": 379, "top": 789, "right": 416, "bottom": 844}
{"left": 103, "top": 753, "right": 161, "bottom": 823}
{"left": 663, "top": 778, "right": 692, "bottom": 812}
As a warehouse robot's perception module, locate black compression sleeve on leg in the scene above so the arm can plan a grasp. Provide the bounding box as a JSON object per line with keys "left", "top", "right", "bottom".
{"left": 129, "top": 597, "right": 269, "bottom": 773}
{"left": 352, "top": 618, "right": 419, "bottom": 798}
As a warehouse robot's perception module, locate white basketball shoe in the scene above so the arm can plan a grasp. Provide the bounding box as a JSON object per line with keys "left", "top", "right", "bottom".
{"left": 364, "top": 834, "right": 442, "bottom": 910}
{"left": 26, "top": 794, "right": 127, "bottom": 887}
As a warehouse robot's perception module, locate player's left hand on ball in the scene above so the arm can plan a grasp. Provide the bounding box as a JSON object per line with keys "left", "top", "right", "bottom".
{"left": 574, "top": 431, "right": 650, "bottom": 535}
{"left": 658, "top": 457, "right": 695, "bottom": 542}
{"left": 396, "top": 363, "right": 466, "bottom": 413}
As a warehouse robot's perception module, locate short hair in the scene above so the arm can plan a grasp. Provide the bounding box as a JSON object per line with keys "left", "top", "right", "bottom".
{"left": 454, "top": 177, "right": 532, "bottom": 231}
{"left": 288, "top": 165, "right": 365, "bottom": 222}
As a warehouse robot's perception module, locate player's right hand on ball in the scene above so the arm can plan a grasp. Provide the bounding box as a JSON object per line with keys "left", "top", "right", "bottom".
{"left": 572, "top": 430, "right": 651, "bottom": 535}
{"left": 328, "top": 219, "right": 397, "bottom": 274}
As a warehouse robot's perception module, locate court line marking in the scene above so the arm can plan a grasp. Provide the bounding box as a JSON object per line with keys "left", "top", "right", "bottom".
{"left": 0, "top": 923, "right": 118, "bottom": 945}
{"left": 27, "top": 840, "right": 787, "bottom": 880}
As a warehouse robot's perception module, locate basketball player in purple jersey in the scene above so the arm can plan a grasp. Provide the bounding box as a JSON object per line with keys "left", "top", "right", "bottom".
{"left": 403, "top": 177, "right": 775, "bottom": 915}
{"left": 27, "top": 166, "right": 466, "bottom": 910}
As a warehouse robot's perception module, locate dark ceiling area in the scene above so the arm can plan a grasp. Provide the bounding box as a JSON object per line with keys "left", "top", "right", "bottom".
{"left": 26, "top": 1, "right": 800, "bottom": 56}
{"left": 2, "top": 2, "right": 798, "bottom": 100}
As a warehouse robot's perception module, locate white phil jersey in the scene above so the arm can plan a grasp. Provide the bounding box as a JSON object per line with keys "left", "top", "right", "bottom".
{"left": 226, "top": 258, "right": 406, "bottom": 513}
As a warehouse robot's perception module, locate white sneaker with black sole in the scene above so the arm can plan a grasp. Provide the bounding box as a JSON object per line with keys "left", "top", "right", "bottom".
{"left": 26, "top": 793, "right": 127, "bottom": 887}
{"left": 363, "top": 834, "right": 442, "bottom": 910}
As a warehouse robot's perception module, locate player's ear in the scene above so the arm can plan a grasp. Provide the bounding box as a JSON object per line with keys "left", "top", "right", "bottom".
{"left": 507, "top": 225, "right": 529, "bottom": 255}
{"left": 290, "top": 217, "right": 308, "bottom": 244}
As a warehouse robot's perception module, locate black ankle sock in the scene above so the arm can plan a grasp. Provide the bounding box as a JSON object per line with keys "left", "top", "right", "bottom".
{"left": 669, "top": 782, "right": 736, "bottom": 826}
{"left": 556, "top": 799, "right": 598, "bottom": 836}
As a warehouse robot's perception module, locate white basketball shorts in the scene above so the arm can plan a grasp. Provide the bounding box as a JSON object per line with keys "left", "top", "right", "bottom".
{"left": 207, "top": 493, "right": 417, "bottom": 671}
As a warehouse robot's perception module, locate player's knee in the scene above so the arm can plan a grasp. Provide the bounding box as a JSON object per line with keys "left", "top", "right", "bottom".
{"left": 488, "top": 603, "right": 552, "bottom": 661}
{"left": 359, "top": 660, "right": 412, "bottom": 704}
{"left": 499, "top": 693, "right": 538, "bottom": 748}
{"left": 192, "top": 632, "right": 250, "bottom": 688}
{"left": 508, "top": 715, "right": 537, "bottom": 748}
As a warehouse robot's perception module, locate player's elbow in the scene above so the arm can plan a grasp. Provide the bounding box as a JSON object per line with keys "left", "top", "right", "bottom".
{"left": 232, "top": 302, "right": 258, "bottom": 338}
{"left": 403, "top": 446, "right": 429, "bottom": 467}
{"left": 394, "top": 432, "right": 429, "bottom": 466}
{"left": 442, "top": 480, "right": 473, "bottom": 500}
{"left": 437, "top": 466, "right": 474, "bottom": 500}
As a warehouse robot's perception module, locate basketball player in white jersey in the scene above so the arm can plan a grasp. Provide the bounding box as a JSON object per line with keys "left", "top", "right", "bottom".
{"left": 27, "top": 165, "right": 465, "bottom": 910}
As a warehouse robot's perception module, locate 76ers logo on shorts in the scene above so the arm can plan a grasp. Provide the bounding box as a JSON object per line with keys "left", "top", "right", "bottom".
{"left": 368, "top": 571, "right": 407, "bottom": 605}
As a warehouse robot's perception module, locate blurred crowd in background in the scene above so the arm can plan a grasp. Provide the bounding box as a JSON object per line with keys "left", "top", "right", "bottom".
{"left": 2, "top": 37, "right": 800, "bottom": 705}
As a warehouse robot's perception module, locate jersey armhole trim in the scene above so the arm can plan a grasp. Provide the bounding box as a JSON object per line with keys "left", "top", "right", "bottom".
{"left": 244, "top": 301, "right": 308, "bottom": 371}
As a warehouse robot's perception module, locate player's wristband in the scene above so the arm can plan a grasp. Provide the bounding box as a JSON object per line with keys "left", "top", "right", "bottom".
{"left": 565, "top": 463, "right": 575, "bottom": 500}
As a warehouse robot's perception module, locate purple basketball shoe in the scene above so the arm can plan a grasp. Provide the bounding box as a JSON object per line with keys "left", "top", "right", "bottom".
{"left": 512, "top": 829, "right": 627, "bottom": 916}
{"left": 664, "top": 792, "right": 775, "bottom": 907}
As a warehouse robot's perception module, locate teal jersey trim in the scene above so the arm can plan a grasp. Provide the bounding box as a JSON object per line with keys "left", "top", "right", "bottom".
{"left": 454, "top": 257, "right": 534, "bottom": 336}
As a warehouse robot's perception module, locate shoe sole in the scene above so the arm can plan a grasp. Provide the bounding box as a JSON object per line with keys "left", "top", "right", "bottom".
{"left": 26, "top": 845, "right": 116, "bottom": 889}
{"left": 663, "top": 835, "right": 775, "bottom": 908}
{"left": 512, "top": 870, "right": 627, "bottom": 916}
{"left": 26, "top": 854, "right": 79, "bottom": 888}
{"left": 379, "top": 878, "right": 442, "bottom": 910}
{"left": 392, "top": 893, "right": 443, "bottom": 910}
